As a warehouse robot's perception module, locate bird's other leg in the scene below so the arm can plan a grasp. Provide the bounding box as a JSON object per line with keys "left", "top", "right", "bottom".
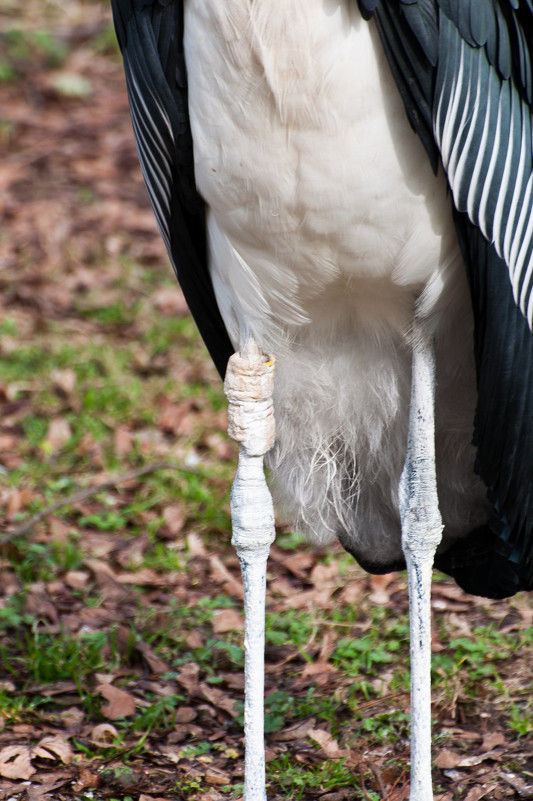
{"left": 224, "top": 336, "right": 276, "bottom": 801}
{"left": 399, "top": 331, "right": 443, "bottom": 801}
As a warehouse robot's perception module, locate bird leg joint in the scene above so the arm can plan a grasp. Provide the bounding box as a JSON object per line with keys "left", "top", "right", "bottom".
{"left": 224, "top": 351, "right": 275, "bottom": 456}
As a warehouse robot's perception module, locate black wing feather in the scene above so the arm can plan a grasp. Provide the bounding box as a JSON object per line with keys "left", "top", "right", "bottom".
{"left": 111, "top": 0, "right": 233, "bottom": 378}
{"left": 368, "top": 0, "right": 533, "bottom": 597}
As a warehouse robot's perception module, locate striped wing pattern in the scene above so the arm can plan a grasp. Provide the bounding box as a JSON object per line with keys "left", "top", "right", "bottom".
{"left": 110, "top": 0, "right": 233, "bottom": 377}
{"left": 363, "top": 0, "right": 533, "bottom": 324}
{"left": 435, "top": 12, "right": 533, "bottom": 326}
{"left": 363, "top": 0, "right": 533, "bottom": 596}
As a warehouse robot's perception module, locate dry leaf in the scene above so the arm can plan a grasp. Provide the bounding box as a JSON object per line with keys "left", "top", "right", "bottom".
{"left": 98, "top": 683, "right": 136, "bottom": 719}
{"left": 212, "top": 608, "right": 244, "bottom": 633}
{"left": 32, "top": 735, "right": 73, "bottom": 764}
{"left": 49, "top": 517, "right": 72, "bottom": 542}
{"left": 299, "top": 660, "right": 339, "bottom": 686}
{"left": 176, "top": 707, "right": 197, "bottom": 723}
{"left": 456, "top": 748, "right": 503, "bottom": 768}
{"left": 0, "top": 745, "right": 35, "bottom": 779}
{"left": 209, "top": 555, "right": 243, "bottom": 598}
{"left": 276, "top": 550, "right": 314, "bottom": 578}
{"left": 162, "top": 504, "right": 185, "bottom": 536}
{"left": 205, "top": 768, "right": 231, "bottom": 786}
{"left": 464, "top": 786, "right": 492, "bottom": 801}
{"left": 308, "top": 729, "right": 349, "bottom": 758}
{"left": 135, "top": 639, "right": 172, "bottom": 674}
{"left": 74, "top": 768, "right": 99, "bottom": 790}
{"left": 44, "top": 417, "right": 72, "bottom": 452}
{"left": 186, "top": 630, "right": 204, "bottom": 648}
{"left": 310, "top": 563, "right": 339, "bottom": 586}
{"left": 59, "top": 707, "right": 85, "bottom": 730}
{"left": 7, "top": 488, "right": 34, "bottom": 518}
{"left": 84, "top": 559, "right": 131, "bottom": 602}
{"left": 65, "top": 569, "right": 90, "bottom": 590}
{"left": 339, "top": 583, "right": 363, "bottom": 604}
{"left": 51, "top": 367, "right": 76, "bottom": 395}
{"left": 178, "top": 662, "right": 200, "bottom": 695}
{"left": 369, "top": 573, "right": 396, "bottom": 604}
{"left": 187, "top": 531, "right": 206, "bottom": 557}
{"left": 90, "top": 723, "right": 120, "bottom": 747}
{"left": 286, "top": 587, "right": 335, "bottom": 610}
{"left": 114, "top": 425, "right": 133, "bottom": 457}
{"left": 152, "top": 286, "right": 189, "bottom": 315}
{"left": 435, "top": 749, "right": 461, "bottom": 769}
{"left": 200, "top": 684, "right": 237, "bottom": 717}
{"left": 481, "top": 732, "right": 505, "bottom": 750}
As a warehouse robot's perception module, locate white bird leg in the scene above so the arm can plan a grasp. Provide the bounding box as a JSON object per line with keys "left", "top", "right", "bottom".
{"left": 399, "top": 331, "right": 443, "bottom": 801}
{"left": 224, "top": 337, "right": 276, "bottom": 801}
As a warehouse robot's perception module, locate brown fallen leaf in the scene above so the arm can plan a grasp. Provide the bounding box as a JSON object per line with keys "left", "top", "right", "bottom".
{"left": 481, "top": 732, "right": 506, "bottom": 750}
{"left": 200, "top": 683, "right": 238, "bottom": 717}
{"left": 205, "top": 768, "right": 232, "bottom": 786}
{"left": 212, "top": 608, "right": 244, "bottom": 633}
{"left": 299, "top": 660, "right": 339, "bottom": 687}
{"left": 209, "top": 555, "right": 243, "bottom": 598}
{"left": 152, "top": 286, "right": 189, "bottom": 315}
{"left": 32, "top": 735, "right": 73, "bottom": 764}
{"left": 270, "top": 547, "right": 313, "bottom": 578}
{"left": 7, "top": 488, "right": 34, "bottom": 519}
{"left": 0, "top": 744, "right": 35, "bottom": 780}
{"left": 98, "top": 683, "right": 136, "bottom": 719}
{"left": 369, "top": 572, "right": 396, "bottom": 604}
{"left": 338, "top": 583, "right": 363, "bottom": 605}
{"left": 73, "top": 768, "right": 100, "bottom": 791}
{"left": 176, "top": 707, "right": 197, "bottom": 723}
{"left": 464, "top": 786, "right": 493, "bottom": 801}
{"left": 59, "top": 707, "right": 85, "bottom": 730}
{"left": 64, "top": 569, "right": 90, "bottom": 590}
{"left": 135, "top": 639, "right": 172, "bottom": 674}
{"left": 308, "top": 728, "right": 349, "bottom": 758}
{"left": 84, "top": 558, "right": 132, "bottom": 603}
{"left": 44, "top": 417, "right": 73, "bottom": 452}
{"left": 51, "top": 367, "right": 77, "bottom": 395}
{"left": 435, "top": 749, "right": 461, "bottom": 769}
{"left": 186, "top": 630, "right": 204, "bottom": 649}
{"left": 456, "top": 748, "right": 504, "bottom": 768}
{"left": 177, "top": 662, "right": 201, "bottom": 695}
{"left": 162, "top": 504, "right": 185, "bottom": 536}
{"left": 285, "top": 587, "right": 335, "bottom": 610}
{"left": 90, "top": 723, "right": 120, "bottom": 747}
{"left": 273, "top": 718, "right": 316, "bottom": 742}
{"left": 186, "top": 531, "right": 207, "bottom": 557}
{"left": 310, "top": 562, "right": 339, "bottom": 586}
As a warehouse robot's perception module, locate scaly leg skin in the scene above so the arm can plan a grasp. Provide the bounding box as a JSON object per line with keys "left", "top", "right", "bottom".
{"left": 224, "top": 338, "right": 276, "bottom": 801}
{"left": 399, "top": 332, "right": 444, "bottom": 801}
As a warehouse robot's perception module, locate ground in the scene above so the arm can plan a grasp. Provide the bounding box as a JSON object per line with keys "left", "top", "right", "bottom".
{"left": 0, "top": 2, "right": 532, "bottom": 800}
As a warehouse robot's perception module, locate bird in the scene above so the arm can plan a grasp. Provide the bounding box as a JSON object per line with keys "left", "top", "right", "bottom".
{"left": 110, "top": 1, "right": 533, "bottom": 799}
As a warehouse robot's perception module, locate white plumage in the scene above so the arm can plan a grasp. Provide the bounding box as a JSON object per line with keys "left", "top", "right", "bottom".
{"left": 185, "top": 0, "right": 487, "bottom": 563}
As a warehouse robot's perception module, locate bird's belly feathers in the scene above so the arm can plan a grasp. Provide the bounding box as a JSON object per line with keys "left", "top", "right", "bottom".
{"left": 184, "top": 0, "right": 489, "bottom": 565}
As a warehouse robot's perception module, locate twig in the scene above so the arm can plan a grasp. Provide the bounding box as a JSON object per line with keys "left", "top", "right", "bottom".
{"left": 370, "top": 762, "right": 387, "bottom": 799}
{"left": 1, "top": 461, "right": 202, "bottom": 542}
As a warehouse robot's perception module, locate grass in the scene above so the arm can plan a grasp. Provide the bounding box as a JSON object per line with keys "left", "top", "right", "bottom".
{"left": 2, "top": 289, "right": 533, "bottom": 793}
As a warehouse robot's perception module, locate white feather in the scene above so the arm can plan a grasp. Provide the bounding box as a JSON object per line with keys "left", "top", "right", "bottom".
{"left": 184, "top": 0, "right": 489, "bottom": 565}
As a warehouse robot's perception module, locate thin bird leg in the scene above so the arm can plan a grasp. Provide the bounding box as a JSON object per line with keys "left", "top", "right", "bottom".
{"left": 224, "top": 337, "right": 276, "bottom": 801}
{"left": 398, "top": 331, "right": 443, "bottom": 801}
